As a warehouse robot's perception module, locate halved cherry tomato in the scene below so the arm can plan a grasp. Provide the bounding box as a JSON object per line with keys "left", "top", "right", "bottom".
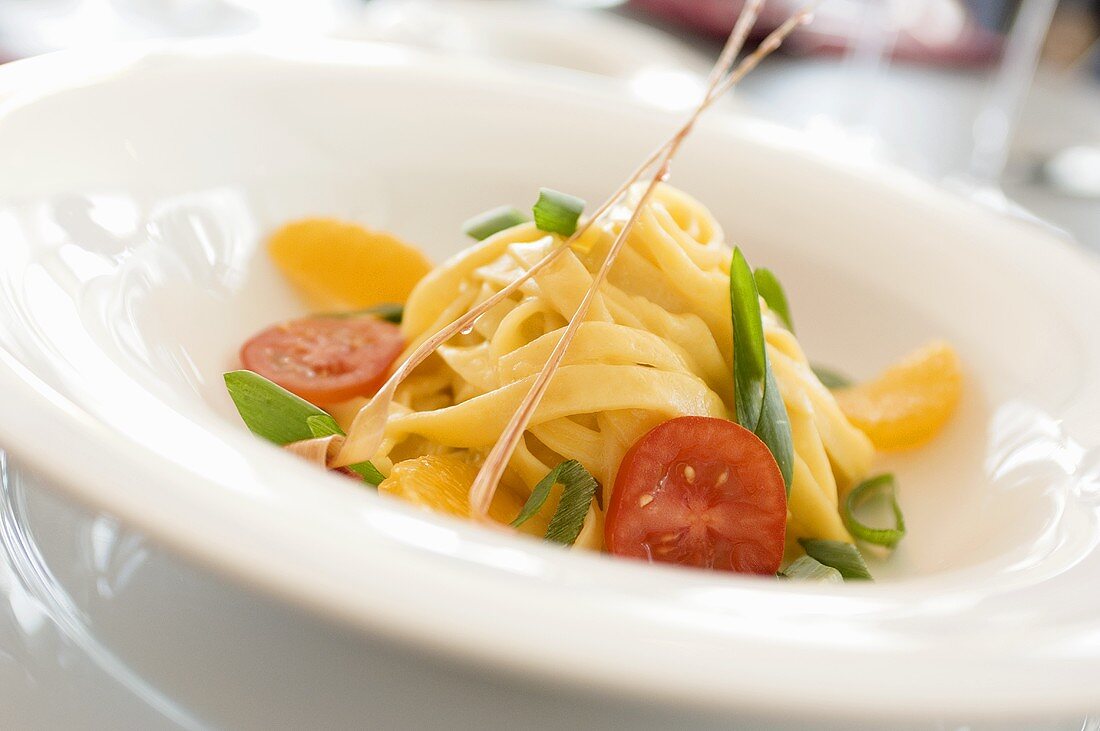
{"left": 240, "top": 316, "right": 404, "bottom": 404}
{"left": 605, "top": 416, "right": 786, "bottom": 575}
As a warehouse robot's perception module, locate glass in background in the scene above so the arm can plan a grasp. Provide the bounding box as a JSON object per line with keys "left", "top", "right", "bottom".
{"left": 653, "top": 0, "right": 1100, "bottom": 250}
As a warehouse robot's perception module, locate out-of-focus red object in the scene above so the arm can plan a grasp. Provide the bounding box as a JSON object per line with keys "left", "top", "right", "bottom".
{"left": 629, "top": 0, "right": 1005, "bottom": 67}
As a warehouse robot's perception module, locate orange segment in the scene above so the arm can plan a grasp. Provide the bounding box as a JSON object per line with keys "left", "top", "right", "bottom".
{"left": 379, "top": 455, "right": 524, "bottom": 525}
{"left": 268, "top": 218, "right": 432, "bottom": 310}
{"left": 834, "top": 341, "right": 962, "bottom": 450}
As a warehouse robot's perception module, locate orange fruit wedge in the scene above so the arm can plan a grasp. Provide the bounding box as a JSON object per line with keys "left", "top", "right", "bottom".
{"left": 833, "top": 341, "right": 962, "bottom": 450}
{"left": 379, "top": 455, "right": 524, "bottom": 525}
{"left": 268, "top": 218, "right": 432, "bottom": 310}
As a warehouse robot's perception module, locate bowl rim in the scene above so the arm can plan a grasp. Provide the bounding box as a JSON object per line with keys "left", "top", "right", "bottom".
{"left": 2, "top": 38, "right": 1100, "bottom": 722}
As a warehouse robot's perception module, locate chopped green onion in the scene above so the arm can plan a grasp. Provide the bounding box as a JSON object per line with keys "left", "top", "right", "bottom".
{"left": 462, "top": 206, "right": 529, "bottom": 241}
{"left": 532, "top": 188, "right": 586, "bottom": 237}
{"left": 319, "top": 303, "right": 404, "bottom": 324}
{"left": 305, "top": 413, "right": 343, "bottom": 439}
{"left": 730, "top": 248, "right": 794, "bottom": 491}
{"left": 224, "top": 370, "right": 334, "bottom": 446}
{"left": 753, "top": 268, "right": 794, "bottom": 333}
{"left": 781, "top": 555, "right": 843, "bottom": 583}
{"left": 730, "top": 249, "right": 766, "bottom": 431}
{"left": 346, "top": 461, "right": 385, "bottom": 486}
{"left": 306, "top": 412, "right": 384, "bottom": 486}
{"left": 540, "top": 461, "right": 599, "bottom": 545}
{"left": 368, "top": 302, "right": 404, "bottom": 324}
{"left": 843, "top": 474, "right": 906, "bottom": 548}
{"left": 756, "top": 368, "right": 793, "bottom": 491}
{"left": 799, "top": 538, "right": 873, "bottom": 581}
{"left": 511, "top": 464, "right": 560, "bottom": 528}
{"left": 224, "top": 370, "right": 382, "bottom": 485}
{"left": 811, "top": 364, "right": 852, "bottom": 389}
{"left": 512, "top": 460, "right": 600, "bottom": 532}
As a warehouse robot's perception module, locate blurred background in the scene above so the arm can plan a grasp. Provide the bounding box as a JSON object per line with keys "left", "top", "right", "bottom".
{"left": 0, "top": 0, "right": 1097, "bottom": 252}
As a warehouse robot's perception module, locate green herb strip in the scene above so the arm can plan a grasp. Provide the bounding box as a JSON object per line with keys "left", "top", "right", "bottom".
{"left": 730, "top": 248, "right": 794, "bottom": 491}
{"left": 842, "top": 474, "right": 906, "bottom": 548}
{"left": 730, "top": 249, "right": 766, "bottom": 430}
{"left": 781, "top": 555, "right": 843, "bottom": 583}
{"left": 345, "top": 461, "right": 385, "bottom": 486}
{"left": 224, "top": 370, "right": 381, "bottom": 486}
{"left": 511, "top": 464, "right": 561, "bottom": 528}
{"left": 305, "top": 415, "right": 384, "bottom": 486}
{"left": 319, "top": 303, "right": 404, "bottom": 324}
{"left": 755, "top": 366, "right": 793, "bottom": 490}
{"left": 811, "top": 364, "right": 852, "bottom": 389}
{"left": 799, "top": 538, "right": 873, "bottom": 581}
{"left": 753, "top": 267, "right": 794, "bottom": 333}
{"left": 532, "top": 188, "right": 586, "bottom": 237}
{"left": 225, "top": 370, "right": 334, "bottom": 446}
{"left": 510, "top": 460, "right": 599, "bottom": 546}
{"left": 305, "top": 413, "right": 342, "bottom": 439}
{"left": 462, "top": 206, "right": 530, "bottom": 241}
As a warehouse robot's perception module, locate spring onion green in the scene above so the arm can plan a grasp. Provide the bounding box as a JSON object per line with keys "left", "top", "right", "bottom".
{"left": 730, "top": 248, "right": 794, "bottom": 491}
{"left": 753, "top": 268, "right": 794, "bottom": 333}
{"left": 510, "top": 462, "right": 564, "bottom": 528}
{"left": 540, "top": 460, "right": 599, "bottom": 545}
{"left": 462, "top": 206, "right": 530, "bottom": 241}
{"left": 303, "top": 411, "right": 385, "bottom": 483}
{"left": 811, "top": 364, "right": 852, "bottom": 389}
{"left": 305, "top": 413, "right": 343, "bottom": 439}
{"left": 345, "top": 461, "right": 385, "bottom": 485}
{"left": 781, "top": 555, "right": 843, "bottom": 583}
{"left": 320, "top": 303, "right": 404, "bottom": 324}
{"left": 799, "top": 538, "right": 873, "bottom": 581}
{"left": 224, "top": 370, "right": 382, "bottom": 485}
{"left": 225, "top": 370, "right": 335, "bottom": 445}
{"left": 306, "top": 414, "right": 385, "bottom": 485}
{"left": 532, "top": 188, "right": 586, "bottom": 237}
{"left": 843, "top": 473, "right": 906, "bottom": 548}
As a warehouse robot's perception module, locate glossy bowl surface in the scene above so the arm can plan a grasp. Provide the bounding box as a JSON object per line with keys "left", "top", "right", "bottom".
{"left": 1, "top": 40, "right": 1100, "bottom": 720}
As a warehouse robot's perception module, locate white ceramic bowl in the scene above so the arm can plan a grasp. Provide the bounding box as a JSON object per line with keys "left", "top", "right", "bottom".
{"left": 1, "top": 40, "right": 1099, "bottom": 723}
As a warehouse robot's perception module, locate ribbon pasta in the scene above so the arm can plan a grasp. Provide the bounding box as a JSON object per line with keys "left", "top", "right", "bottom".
{"left": 352, "top": 184, "right": 874, "bottom": 551}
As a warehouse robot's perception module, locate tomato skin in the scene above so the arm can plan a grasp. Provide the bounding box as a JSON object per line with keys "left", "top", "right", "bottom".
{"left": 240, "top": 316, "right": 404, "bottom": 404}
{"left": 605, "top": 416, "right": 786, "bottom": 575}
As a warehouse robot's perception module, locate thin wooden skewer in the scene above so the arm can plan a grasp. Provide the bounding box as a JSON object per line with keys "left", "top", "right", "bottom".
{"left": 468, "top": 4, "right": 816, "bottom": 519}
{"left": 714, "top": 4, "right": 816, "bottom": 100}
{"left": 572, "top": 0, "right": 768, "bottom": 236}
{"left": 708, "top": 0, "right": 766, "bottom": 89}
{"left": 333, "top": 3, "right": 772, "bottom": 468}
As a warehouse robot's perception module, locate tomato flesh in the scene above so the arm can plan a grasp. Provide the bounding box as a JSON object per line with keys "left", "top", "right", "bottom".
{"left": 240, "top": 316, "right": 404, "bottom": 404}
{"left": 605, "top": 416, "right": 786, "bottom": 575}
